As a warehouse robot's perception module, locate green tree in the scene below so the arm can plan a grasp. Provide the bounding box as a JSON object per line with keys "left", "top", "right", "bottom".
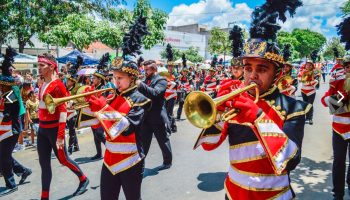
{"left": 341, "top": 0, "right": 350, "bottom": 15}
{"left": 322, "top": 37, "right": 346, "bottom": 61}
{"left": 160, "top": 46, "right": 204, "bottom": 63}
{"left": 133, "top": 0, "right": 168, "bottom": 49}
{"left": 208, "top": 27, "right": 230, "bottom": 56}
{"left": 291, "top": 29, "right": 327, "bottom": 59}
{"left": 94, "top": 20, "right": 124, "bottom": 55}
{"left": 6, "top": 0, "right": 123, "bottom": 53}
{"left": 40, "top": 14, "right": 97, "bottom": 51}
{"left": 184, "top": 47, "right": 204, "bottom": 63}
{"left": 160, "top": 47, "right": 182, "bottom": 61}
{"left": 277, "top": 31, "right": 300, "bottom": 61}
{"left": 0, "top": 0, "right": 13, "bottom": 54}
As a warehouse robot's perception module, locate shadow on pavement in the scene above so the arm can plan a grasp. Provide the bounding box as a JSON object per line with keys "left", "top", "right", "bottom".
{"left": 197, "top": 172, "right": 226, "bottom": 192}
{"left": 291, "top": 157, "right": 333, "bottom": 199}
{"left": 143, "top": 167, "right": 159, "bottom": 178}
{"left": 74, "top": 156, "right": 101, "bottom": 164}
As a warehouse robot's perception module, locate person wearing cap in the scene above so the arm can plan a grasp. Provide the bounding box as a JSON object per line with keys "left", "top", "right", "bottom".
{"left": 85, "top": 58, "right": 151, "bottom": 199}
{"left": 321, "top": 55, "right": 350, "bottom": 199}
{"left": 85, "top": 14, "right": 152, "bottom": 199}
{"left": 218, "top": 25, "right": 245, "bottom": 98}
{"left": 65, "top": 60, "right": 81, "bottom": 155}
{"left": 300, "top": 57, "right": 318, "bottom": 125}
{"left": 164, "top": 60, "right": 178, "bottom": 133}
{"left": 176, "top": 67, "right": 193, "bottom": 120}
{"left": 330, "top": 48, "right": 344, "bottom": 82}
{"left": 86, "top": 56, "right": 109, "bottom": 161}
{"left": 37, "top": 53, "right": 89, "bottom": 199}
{"left": 0, "top": 47, "right": 32, "bottom": 197}
{"left": 164, "top": 44, "right": 178, "bottom": 133}
{"left": 192, "top": 1, "right": 309, "bottom": 199}
{"left": 202, "top": 66, "right": 220, "bottom": 98}
{"left": 277, "top": 44, "right": 297, "bottom": 97}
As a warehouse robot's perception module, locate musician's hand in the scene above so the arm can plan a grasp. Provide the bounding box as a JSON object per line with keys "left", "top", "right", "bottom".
{"left": 56, "top": 138, "right": 64, "bottom": 150}
{"left": 88, "top": 95, "right": 107, "bottom": 112}
{"left": 83, "top": 86, "right": 94, "bottom": 101}
{"left": 136, "top": 80, "right": 142, "bottom": 86}
{"left": 225, "top": 95, "right": 260, "bottom": 124}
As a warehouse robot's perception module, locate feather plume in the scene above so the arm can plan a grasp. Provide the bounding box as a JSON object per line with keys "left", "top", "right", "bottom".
{"left": 1, "top": 47, "right": 17, "bottom": 77}
{"left": 122, "top": 14, "right": 150, "bottom": 58}
{"left": 337, "top": 16, "right": 350, "bottom": 50}
{"left": 229, "top": 25, "right": 244, "bottom": 58}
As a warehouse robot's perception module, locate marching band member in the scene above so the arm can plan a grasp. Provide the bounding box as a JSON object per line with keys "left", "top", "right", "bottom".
{"left": 192, "top": 1, "right": 308, "bottom": 199}
{"left": 164, "top": 44, "right": 178, "bottom": 133}
{"left": 202, "top": 66, "right": 219, "bottom": 98}
{"left": 86, "top": 56, "right": 151, "bottom": 199}
{"left": 277, "top": 44, "right": 296, "bottom": 97}
{"left": 176, "top": 68, "right": 193, "bottom": 120}
{"left": 321, "top": 56, "right": 350, "bottom": 200}
{"left": 301, "top": 51, "right": 318, "bottom": 125}
{"left": 0, "top": 47, "right": 32, "bottom": 197}
{"left": 37, "top": 53, "right": 89, "bottom": 199}
{"left": 218, "top": 25, "right": 245, "bottom": 97}
{"left": 88, "top": 54, "right": 109, "bottom": 161}
{"left": 65, "top": 56, "right": 82, "bottom": 155}
{"left": 330, "top": 48, "right": 345, "bottom": 82}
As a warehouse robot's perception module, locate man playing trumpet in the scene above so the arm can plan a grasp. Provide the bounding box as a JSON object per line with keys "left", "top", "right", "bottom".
{"left": 189, "top": 1, "right": 309, "bottom": 199}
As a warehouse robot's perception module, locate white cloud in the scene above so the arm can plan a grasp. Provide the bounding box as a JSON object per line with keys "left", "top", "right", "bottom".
{"left": 167, "top": 0, "right": 252, "bottom": 28}
{"left": 279, "top": 0, "right": 345, "bottom": 37}
{"left": 167, "top": 0, "right": 344, "bottom": 38}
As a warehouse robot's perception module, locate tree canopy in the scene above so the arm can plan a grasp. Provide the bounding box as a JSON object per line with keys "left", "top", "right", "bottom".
{"left": 323, "top": 37, "right": 346, "bottom": 61}
{"left": 160, "top": 46, "right": 204, "bottom": 63}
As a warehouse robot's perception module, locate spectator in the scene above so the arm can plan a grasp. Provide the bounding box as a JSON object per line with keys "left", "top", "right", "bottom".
{"left": 321, "top": 63, "right": 327, "bottom": 83}
{"left": 25, "top": 91, "right": 39, "bottom": 146}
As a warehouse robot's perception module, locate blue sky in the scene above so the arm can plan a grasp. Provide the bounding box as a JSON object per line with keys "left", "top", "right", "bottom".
{"left": 124, "top": 0, "right": 346, "bottom": 39}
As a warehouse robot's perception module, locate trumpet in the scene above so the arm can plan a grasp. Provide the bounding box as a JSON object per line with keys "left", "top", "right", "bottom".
{"left": 184, "top": 83, "right": 259, "bottom": 129}
{"left": 44, "top": 88, "right": 115, "bottom": 114}
{"left": 277, "top": 75, "right": 293, "bottom": 91}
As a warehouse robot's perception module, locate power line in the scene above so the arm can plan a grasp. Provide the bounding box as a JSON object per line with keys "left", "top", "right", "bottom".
{"left": 168, "top": 1, "right": 346, "bottom": 16}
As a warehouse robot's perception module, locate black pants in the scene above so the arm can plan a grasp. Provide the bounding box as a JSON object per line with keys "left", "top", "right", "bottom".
{"left": 141, "top": 123, "right": 172, "bottom": 165}
{"left": 67, "top": 115, "right": 78, "bottom": 148}
{"left": 100, "top": 160, "right": 144, "bottom": 200}
{"left": 302, "top": 93, "right": 315, "bottom": 120}
{"left": 0, "top": 134, "right": 28, "bottom": 188}
{"left": 37, "top": 127, "right": 86, "bottom": 195}
{"left": 165, "top": 98, "right": 176, "bottom": 130}
{"left": 322, "top": 73, "right": 326, "bottom": 83}
{"left": 177, "top": 100, "right": 184, "bottom": 119}
{"left": 332, "top": 132, "right": 350, "bottom": 198}
{"left": 92, "top": 126, "right": 106, "bottom": 156}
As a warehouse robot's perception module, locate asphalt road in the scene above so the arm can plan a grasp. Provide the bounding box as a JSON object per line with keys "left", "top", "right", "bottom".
{"left": 2, "top": 78, "right": 346, "bottom": 200}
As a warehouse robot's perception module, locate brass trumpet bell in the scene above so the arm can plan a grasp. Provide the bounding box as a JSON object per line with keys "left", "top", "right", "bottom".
{"left": 184, "top": 83, "right": 258, "bottom": 129}
{"left": 44, "top": 87, "right": 115, "bottom": 114}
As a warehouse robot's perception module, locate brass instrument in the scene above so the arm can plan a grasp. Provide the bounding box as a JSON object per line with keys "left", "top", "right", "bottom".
{"left": 44, "top": 88, "right": 115, "bottom": 114}
{"left": 301, "top": 71, "right": 314, "bottom": 83}
{"left": 158, "top": 71, "right": 172, "bottom": 79}
{"left": 277, "top": 75, "right": 293, "bottom": 91}
{"left": 184, "top": 83, "right": 259, "bottom": 129}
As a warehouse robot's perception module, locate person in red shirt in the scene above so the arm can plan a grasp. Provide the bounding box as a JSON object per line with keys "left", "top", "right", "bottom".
{"left": 37, "top": 53, "right": 89, "bottom": 200}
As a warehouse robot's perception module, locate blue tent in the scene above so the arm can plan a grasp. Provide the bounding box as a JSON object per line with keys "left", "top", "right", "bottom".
{"left": 57, "top": 50, "right": 99, "bottom": 65}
